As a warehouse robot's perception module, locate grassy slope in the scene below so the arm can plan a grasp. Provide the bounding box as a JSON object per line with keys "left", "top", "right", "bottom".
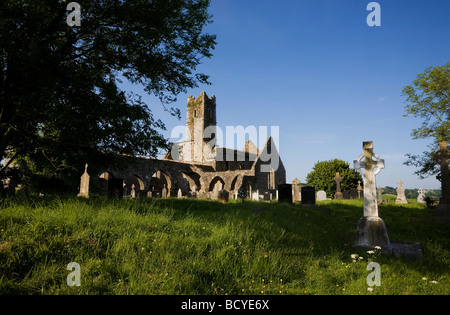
{"left": 0, "top": 196, "right": 448, "bottom": 295}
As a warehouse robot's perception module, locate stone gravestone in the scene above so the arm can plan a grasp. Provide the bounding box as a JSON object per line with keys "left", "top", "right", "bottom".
{"left": 417, "top": 188, "right": 426, "bottom": 204}
{"left": 264, "top": 192, "right": 271, "bottom": 202}
{"left": 77, "top": 163, "right": 90, "bottom": 198}
{"left": 278, "top": 184, "right": 293, "bottom": 205}
{"left": 301, "top": 186, "right": 315, "bottom": 205}
{"left": 334, "top": 172, "right": 343, "bottom": 200}
{"left": 357, "top": 181, "right": 363, "bottom": 199}
{"left": 162, "top": 184, "right": 168, "bottom": 198}
{"left": 377, "top": 186, "right": 383, "bottom": 204}
{"left": 130, "top": 184, "right": 136, "bottom": 198}
{"left": 353, "top": 141, "right": 391, "bottom": 253}
{"left": 177, "top": 188, "right": 183, "bottom": 199}
{"left": 218, "top": 190, "right": 229, "bottom": 204}
{"left": 292, "top": 178, "right": 301, "bottom": 203}
{"left": 395, "top": 180, "right": 408, "bottom": 204}
{"left": 433, "top": 141, "right": 450, "bottom": 221}
{"left": 316, "top": 190, "right": 327, "bottom": 201}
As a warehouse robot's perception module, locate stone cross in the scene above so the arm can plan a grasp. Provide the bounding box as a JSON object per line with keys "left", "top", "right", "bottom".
{"left": 353, "top": 141, "right": 390, "bottom": 252}
{"left": 354, "top": 141, "right": 385, "bottom": 217}
{"left": 433, "top": 141, "right": 450, "bottom": 209}
{"left": 357, "top": 180, "right": 363, "bottom": 199}
{"left": 334, "top": 172, "right": 343, "bottom": 199}
{"left": 77, "top": 163, "right": 90, "bottom": 198}
{"left": 377, "top": 186, "right": 383, "bottom": 203}
{"left": 395, "top": 180, "right": 408, "bottom": 204}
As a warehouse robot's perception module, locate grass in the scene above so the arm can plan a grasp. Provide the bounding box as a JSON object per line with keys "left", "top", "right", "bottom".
{"left": 0, "top": 196, "right": 449, "bottom": 295}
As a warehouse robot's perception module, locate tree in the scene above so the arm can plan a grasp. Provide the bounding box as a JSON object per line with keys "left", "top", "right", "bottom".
{"left": 0, "top": 0, "right": 216, "bottom": 189}
{"left": 306, "top": 159, "right": 362, "bottom": 198}
{"left": 402, "top": 61, "right": 450, "bottom": 178}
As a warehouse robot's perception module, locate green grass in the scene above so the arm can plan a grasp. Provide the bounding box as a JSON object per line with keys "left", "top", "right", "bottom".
{"left": 0, "top": 196, "right": 449, "bottom": 295}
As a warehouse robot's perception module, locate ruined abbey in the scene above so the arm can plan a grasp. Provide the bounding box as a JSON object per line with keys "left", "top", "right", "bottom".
{"left": 98, "top": 92, "right": 286, "bottom": 200}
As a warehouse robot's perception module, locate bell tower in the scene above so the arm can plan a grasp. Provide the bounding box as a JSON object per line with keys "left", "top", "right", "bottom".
{"left": 185, "top": 92, "right": 217, "bottom": 162}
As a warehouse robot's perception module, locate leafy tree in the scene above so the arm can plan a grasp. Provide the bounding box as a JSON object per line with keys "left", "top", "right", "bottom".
{"left": 306, "top": 159, "right": 362, "bottom": 198}
{"left": 402, "top": 61, "right": 450, "bottom": 179}
{"left": 0, "top": 0, "right": 216, "bottom": 190}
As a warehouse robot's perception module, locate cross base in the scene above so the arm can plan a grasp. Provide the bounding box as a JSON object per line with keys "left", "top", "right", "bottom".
{"left": 354, "top": 216, "right": 392, "bottom": 254}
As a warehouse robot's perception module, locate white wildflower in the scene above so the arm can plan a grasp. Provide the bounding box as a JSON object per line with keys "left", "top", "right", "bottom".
{"left": 351, "top": 254, "right": 358, "bottom": 259}
{"left": 422, "top": 277, "right": 428, "bottom": 281}
{"left": 367, "top": 250, "right": 375, "bottom": 254}
{"left": 367, "top": 287, "right": 374, "bottom": 292}
{"left": 431, "top": 280, "right": 438, "bottom": 284}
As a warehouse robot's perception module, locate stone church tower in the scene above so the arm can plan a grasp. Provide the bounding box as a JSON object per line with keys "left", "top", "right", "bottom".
{"left": 185, "top": 91, "right": 217, "bottom": 162}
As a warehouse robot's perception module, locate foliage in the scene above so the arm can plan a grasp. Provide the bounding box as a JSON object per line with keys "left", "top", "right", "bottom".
{"left": 306, "top": 159, "right": 363, "bottom": 198}
{"left": 0, "top": 0, "right": 216, "bottom": 189}
{"left": 0, "top": 197, "right": 448, "bottom": 295}
{"left": 402, "top": 61, "right": 450, "bottom": 178}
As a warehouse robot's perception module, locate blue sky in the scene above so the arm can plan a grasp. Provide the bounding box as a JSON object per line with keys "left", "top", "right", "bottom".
{"left": 128, "top": 0, "right": 450, "bottom": 190}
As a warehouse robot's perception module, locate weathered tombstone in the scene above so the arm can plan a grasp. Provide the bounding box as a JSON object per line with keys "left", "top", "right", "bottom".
{"left": 218, "top": 190, "right": 229, "bottom": 204}
{"left": 433, "top": 141, "right": 450, "bottom": 221}
{"left": 357, "top": 180, "right": 363, "bottom": 199}
{"left": 292, "top": 178, "right": 301, "bottom": 202}
{"left": 278, "top": 184, "right": 293, "bottom": 204}
{"left": 417, "top": 188, "right": 426, "bottom": 204}
{"left": 301, "top": 186, "right": 315, "bottom": 205}
{"left": 353, "top": 141, "right": 391, "bottom": 253}
{"left": 334, "top": 172, "right": 343, "bottom": 200}
{"left": 316, "top": 190, "right": 327, "bottom": 201}
{"left": 238, "top": 188, "right": 247, "bottom": 202}
{"left": 77, "top": 163, "right": 90, "bottom": 198}
{"left": 177, "top": 188, "right": 183, "bottom": 199}
{"left": 162, "top": 184, "right": 168, "bottom": 198}
{"left": 395, "top": 180, "right": 408, "bottom": 204}
{"left": 264, "top": 191, "right": 271, "bottom": 202}
{"left": 190, "top": 185, "right": 197, "bottom": 198}
{"left": 377, "top": 186, "right": 383, "bottom": 204}
{"left": 147, "top": 191, "right": 153, "bottom": 198}
{"left": 130, "top": 184, "right": 136, "bottom": 198}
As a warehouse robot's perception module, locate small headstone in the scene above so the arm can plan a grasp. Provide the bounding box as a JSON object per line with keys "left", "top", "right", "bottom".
{"left": 238, "top": 188, "right": 247, "bottom": 202}
{"left": 162, "top": 184, "right": 168, "bottom": 198}
{"left": 218, "top": 190, "right": 229, "bottom": 204}
{"left": 130, "top": 184, "right": 136, "bottom": 198}
{"left": 301, "top": 186, "right": 315, "bottom": 205}
{"left": 357, "top": 180, "right": 363, "bottom": 199}
{"left": 377, "top": 186, "right": 383, "bottom": 204}
{"left": 264, "top": 192, "right": 271, "bottom": 202}
{"left": 147, "top": 191, "right": 153, "bottom": 198}
{"left": 77, "top": 163, "right": 90, "bottom": 198}
{"left": 177, "top": 188, "right": 183, "bottom": 198}
{"left": 395, "top": 180, "right": 408, "bottom": 204}
{"left": 417, "top": 188, "right": 426, "bottom": 204}
{"left": 316, "top": 190, "right": 327, "bottom": 201}
{"left": 278, "top": 184, "right": 293, "bottom": 204}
